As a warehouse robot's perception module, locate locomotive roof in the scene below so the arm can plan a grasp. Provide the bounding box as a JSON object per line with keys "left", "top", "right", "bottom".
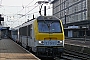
{"left": 37, "top": 16, "right": 59, "bottom": 21}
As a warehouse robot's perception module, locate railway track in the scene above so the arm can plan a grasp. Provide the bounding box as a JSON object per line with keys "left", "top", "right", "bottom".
{"left": 54, "top": 49, "right": 90, "bottom": 60}
{"left": 17, "top": 41, "right": 90, "bottom": 60}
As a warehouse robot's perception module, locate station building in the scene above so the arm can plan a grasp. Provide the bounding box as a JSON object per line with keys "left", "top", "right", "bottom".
{"left": 52, "top": 0, "right": 90, "bottom": 38}
{"left": 0, "top": 14, "right": 11, "bottom": 39}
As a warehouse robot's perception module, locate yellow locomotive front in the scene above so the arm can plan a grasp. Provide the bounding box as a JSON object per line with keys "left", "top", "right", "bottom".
{"left": 34, "top": 16, "right": 64, "bottom": 57}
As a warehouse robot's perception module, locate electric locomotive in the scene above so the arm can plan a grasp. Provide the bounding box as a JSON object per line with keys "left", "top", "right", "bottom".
{"left": 11, "top": 16, "right": 65, "bottom": 57}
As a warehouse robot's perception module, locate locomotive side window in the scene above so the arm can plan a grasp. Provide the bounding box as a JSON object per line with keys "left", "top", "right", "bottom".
{"left": 28, "top": 24, "right": 32, "bottom": 39}
{"left": 22, "top": 26, "right": 27, "bottom": 36}
{"left": 38, "top": 20, "right": 62, "bottom": 33}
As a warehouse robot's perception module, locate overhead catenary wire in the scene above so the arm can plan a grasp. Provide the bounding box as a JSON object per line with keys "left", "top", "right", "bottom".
{"left": 15, "top": 5, "right": 52, "bottom": 20}
{"left": 27, "top": 5, "right": 52, "bottom": 14}
{"left": 1, "top": 0, "right": 37, "bottom": 28}
{"left": 15, "top": 4, "right": 52, "bottom": 19}
{"left": 2, "top": 0, "right": 52, "bottom": 28}
{"left": 1, "top": 0, "right": 36, "bottom": 15}
{"left": 16, "top": 0, "right": 35, "bottom": 14}
{"left": 14, "top": 5, "right": 52, "bottom": 22}
{"left": 25, "top": 5, "right": 39, "bottom": 15}
{"left": 11, "top": 5, "right": 39, "bottom": 25}
{"left": 11, "top": 5, "right": 39, "bottom": 26}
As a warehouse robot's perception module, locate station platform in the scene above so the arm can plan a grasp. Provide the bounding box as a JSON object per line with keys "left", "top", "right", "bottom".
{"left": 0, "top": 39, "right": 40, "bottom": 60}
{"left": 65, "top": 38, "right": 90, "bottom": 54}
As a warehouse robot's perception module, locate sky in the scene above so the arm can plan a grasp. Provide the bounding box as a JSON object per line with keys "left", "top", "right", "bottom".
{"left": 0, "top": 0, "right": 53, "bottom": 28}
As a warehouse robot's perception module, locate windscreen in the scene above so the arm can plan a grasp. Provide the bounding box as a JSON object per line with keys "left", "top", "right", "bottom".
{"left": 38, "top": 20, "right": 62, "bottom": 33}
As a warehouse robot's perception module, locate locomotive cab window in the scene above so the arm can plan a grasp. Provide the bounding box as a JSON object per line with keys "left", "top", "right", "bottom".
{"left": 38, "top": 20, "right": 62, "bottom": 33}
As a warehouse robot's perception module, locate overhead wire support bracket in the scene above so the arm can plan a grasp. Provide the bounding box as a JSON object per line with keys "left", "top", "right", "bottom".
{"left": 37, "top": 1, "right": 49, "bottom": 16}
{"left": 39, "top": 4, "right": 43, "bottom": 16}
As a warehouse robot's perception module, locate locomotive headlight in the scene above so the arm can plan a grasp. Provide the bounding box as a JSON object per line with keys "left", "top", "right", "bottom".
{"left": 57, "top": 40, "right": 63, "bottom": 44}
{"left": 38, "top": 41, "right": 44, "bottom": 44}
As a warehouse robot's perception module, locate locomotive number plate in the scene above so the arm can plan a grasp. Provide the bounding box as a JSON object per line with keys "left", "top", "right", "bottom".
{"left": 44, "top": 40, "right": 57, "bottom": 46}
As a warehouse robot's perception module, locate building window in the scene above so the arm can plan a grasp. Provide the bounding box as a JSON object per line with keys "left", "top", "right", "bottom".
{"left": 83, "top": 1, "right": 87, "bottom": 9}
{"left": 76, "top": 14, "right": 78, "bottom": 21}
{"left": 78, "top": 13, "right": 81, "bottom": 21}
{"left": 84, "top": 11, "right": 87, "bottom": 20}
{"left": 78, "top": 3, "right": 81, "bottom": 11}
{"left": 81, "top": 12, "right": 83, "bottom": 20}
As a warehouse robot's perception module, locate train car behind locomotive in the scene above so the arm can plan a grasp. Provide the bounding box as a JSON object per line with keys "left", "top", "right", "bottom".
{"left": 11, "top": 16, "right": 65, "bottom": 57}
